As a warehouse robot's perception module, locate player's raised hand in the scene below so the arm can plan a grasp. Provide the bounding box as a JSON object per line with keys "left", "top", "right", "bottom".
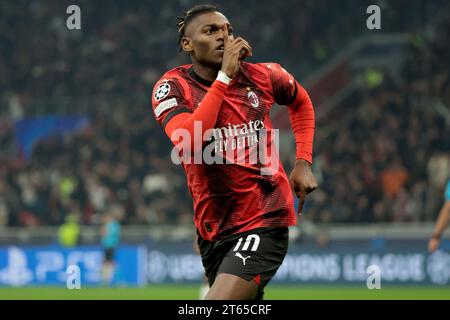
{"left": 289, "top": 159, "right": 318, "bottom": 216}
{"left": 220, "top": 24, "right": 252, "bottom": 78}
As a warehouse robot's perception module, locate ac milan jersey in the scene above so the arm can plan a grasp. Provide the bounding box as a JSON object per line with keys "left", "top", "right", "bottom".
{"left": 151, "top": 62, "right": 297, "bottom": 241}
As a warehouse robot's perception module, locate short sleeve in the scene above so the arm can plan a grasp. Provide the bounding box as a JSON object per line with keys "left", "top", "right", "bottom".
{"left": 151, "top": 78, "right": 192, "bottom": 128}
{"left": 445, "top": 180, "right": 450, "bottom": 201}
{"left": 267, "top": 63, "right": 297, "bottom": 105}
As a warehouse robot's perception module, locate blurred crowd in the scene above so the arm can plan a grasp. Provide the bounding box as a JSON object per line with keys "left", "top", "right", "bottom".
{"left": 308, "top": 76, "right": 449, "bottom": 224}
{"left": 0, "top": 0, "right": 449, "bottom": 227}
{"left": 306, "top": 9, "right": 450, "bottom": 223}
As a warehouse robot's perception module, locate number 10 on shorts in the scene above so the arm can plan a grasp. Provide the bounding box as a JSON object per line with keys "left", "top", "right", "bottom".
{"left": 233, "top": 234, "right": 261, "bottom": 252}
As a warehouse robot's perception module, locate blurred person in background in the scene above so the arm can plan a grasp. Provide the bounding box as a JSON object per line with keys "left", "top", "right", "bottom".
{"left": 100, "top": 212, "right": 121, "bottom": 285}
{"left": 58, "top": 213, "right": 80, "bottom": 247}
{"left": 151, "top": 4, "right": 317, "bottom": 299}
{"left": 428, "top": 179, "right": 450, "bottom": 253}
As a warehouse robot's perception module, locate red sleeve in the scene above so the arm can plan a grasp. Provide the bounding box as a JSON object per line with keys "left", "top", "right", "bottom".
{"left": 151, "top": 78, "right": 192, "bottom": 127}
{"left": 164, "top": 80, "right": 227, "bottom": 142}
{"left": 265, "top": 63, "right": 315, "bottom": 163}
{"left": 267, "top": 63, "right": 297, "bottom": 105}
{"left": 151, "top": 77, "right": 228, "bottom": 152}
{"left": 288, "top": 81, "right": 315, "bottom": 164}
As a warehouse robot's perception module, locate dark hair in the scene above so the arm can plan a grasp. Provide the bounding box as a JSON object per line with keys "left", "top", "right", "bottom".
{"left": 177, "top": 4, "right": 219, "bottom": 52}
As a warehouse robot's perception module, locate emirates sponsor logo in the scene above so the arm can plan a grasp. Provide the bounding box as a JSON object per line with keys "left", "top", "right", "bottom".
{"left": 211, "top": 119, "right": 264, "bottom": 153}
{"left": 170, "top": 120, "right": 279, "bottom": 175}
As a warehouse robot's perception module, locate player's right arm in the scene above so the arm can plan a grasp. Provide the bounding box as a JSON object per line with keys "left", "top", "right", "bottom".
{"left": 428, "top": 181, "right": 450, "bottom": 253}
{"left": 152, "top": 76, "right": 228, "bottom": 149}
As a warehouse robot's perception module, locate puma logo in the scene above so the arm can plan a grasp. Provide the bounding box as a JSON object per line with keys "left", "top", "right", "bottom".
{"left": 235, "top": 252, "right": 251, "bottom": 266}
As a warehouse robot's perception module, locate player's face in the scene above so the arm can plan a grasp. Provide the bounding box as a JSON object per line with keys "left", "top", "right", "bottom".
{"left": 183, "top": 12, "right": 234, "bottom": 69}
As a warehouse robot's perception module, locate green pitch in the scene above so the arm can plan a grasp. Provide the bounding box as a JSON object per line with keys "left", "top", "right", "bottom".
{"left": 0, "top": 285, "right": 449, "bottom": 300}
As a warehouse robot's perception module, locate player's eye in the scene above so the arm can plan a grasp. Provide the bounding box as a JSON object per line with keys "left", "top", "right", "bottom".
{"left": 206, "top": 27, "right": 218, "bottom": 34}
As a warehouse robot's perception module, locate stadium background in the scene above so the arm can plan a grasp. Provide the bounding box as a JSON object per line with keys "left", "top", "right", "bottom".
{"left": 0, "top": 0, "right": 449, "bottom": 299}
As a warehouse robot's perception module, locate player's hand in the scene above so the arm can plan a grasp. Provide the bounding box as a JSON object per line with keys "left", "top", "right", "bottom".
{"left": 289, "top": 159, "right": 318, "bottom": 216}
{"left": 428, "top": 236, "right": 441, "bottom": 253}
{"left": 220, "top": 24, "right": 252, "bottom": 78}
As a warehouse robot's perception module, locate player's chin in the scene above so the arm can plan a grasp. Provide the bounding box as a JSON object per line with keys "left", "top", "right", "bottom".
{"left": 211, "top": 49, "right": 224, "bottom": 59}
{"left": 207, "top": 56, "right": 223, "bottom": 69}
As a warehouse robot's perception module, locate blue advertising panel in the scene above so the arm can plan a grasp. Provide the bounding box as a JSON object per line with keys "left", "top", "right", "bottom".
{"left": 144, "top": 238, "right": 450, "bottom": 285}
{"left": 1, "top": 239, "right": 449, "bottom": 286}
{"left": 0, "top": 245, "right": 146, "bottom": 287}
{"left": 272, "top": 239, "right": 450, "bottom": 285}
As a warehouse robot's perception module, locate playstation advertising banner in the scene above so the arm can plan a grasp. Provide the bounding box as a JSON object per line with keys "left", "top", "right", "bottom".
{"left": 0, "top": 245, "right": 146, "bottom": 287}
{"left": 0, "top": 239, "right": 449, "bottom": 286}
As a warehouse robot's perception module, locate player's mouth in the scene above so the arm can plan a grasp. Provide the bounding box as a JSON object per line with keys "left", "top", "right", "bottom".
{"left": 216, "top": 44, "right": 224, "bottom": 52}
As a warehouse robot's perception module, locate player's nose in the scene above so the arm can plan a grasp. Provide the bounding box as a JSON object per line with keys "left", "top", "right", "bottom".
{"left": 217, "top": 28, "right": 225, "bottom": 41}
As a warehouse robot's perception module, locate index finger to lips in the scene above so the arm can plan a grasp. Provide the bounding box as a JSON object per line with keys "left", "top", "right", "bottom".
{"left": 222, "top": 24, "right": 229, "bottom": 45}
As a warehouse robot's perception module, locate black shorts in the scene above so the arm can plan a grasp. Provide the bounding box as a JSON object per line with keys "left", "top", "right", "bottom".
{"left": 197, "top": 227, "right": 289, "bottom": 300}
{"left": 104, "top": 248, "right": 115, "bottom": 262}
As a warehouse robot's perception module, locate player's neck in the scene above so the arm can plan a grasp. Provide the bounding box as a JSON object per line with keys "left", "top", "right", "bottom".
{"left": 191, "top": 63, "right": 219, "bottom": 83}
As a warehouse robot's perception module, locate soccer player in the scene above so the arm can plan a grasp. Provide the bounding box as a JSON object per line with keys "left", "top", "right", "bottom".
{"left": 58, "top": 214, "right": 80, "bottom": 248}
{"left": 428, "top": 179, "right": 450, "bottom": 253}
{"left": 151, "top": 4, "right": 317, "bottom": 300}
{"left": 100, "top": 212, "right": 121, "bottom": 285}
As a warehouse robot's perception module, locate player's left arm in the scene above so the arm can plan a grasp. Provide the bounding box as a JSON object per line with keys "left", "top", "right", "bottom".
{"left": 269, "top": 63, "right": 317, "bottom": 215}
{"left": 287, "top": 81, "right": 318, "bottom": 215}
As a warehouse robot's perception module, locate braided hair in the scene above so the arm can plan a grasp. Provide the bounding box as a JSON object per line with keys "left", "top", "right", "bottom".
{"left": 177, "top": 4, "right": 219, "bottom": 52}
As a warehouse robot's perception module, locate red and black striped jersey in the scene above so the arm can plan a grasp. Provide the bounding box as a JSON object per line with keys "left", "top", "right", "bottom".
{"left": 151, "top": 62, "right": 297, "bottom": 241}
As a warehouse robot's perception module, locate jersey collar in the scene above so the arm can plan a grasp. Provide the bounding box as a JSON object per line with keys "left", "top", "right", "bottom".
{"left": 188, "top": 67, "right": 214, "bottom": 87}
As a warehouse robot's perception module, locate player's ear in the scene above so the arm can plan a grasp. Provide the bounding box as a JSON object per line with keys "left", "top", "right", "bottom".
{"left": 181, "top": 37, "right": 194, "bottom": 55}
